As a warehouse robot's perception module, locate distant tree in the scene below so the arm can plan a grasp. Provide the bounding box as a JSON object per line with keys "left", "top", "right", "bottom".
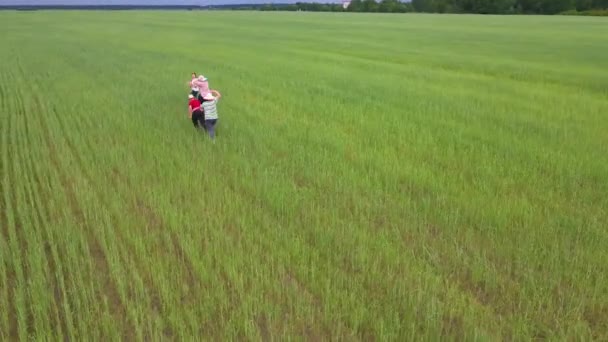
{"left": 285, "top": 4, "right": 298, "bottom": 10}
{"left": 378, "top": 0, "right": 395, "bottom": 11}
{"left": 594, "top": 0, "right": 608, "bottom": 8}
{"left": 362, "top": 0, "right": 379, "bottom": 11}
{"left": 454, "top": 0, "right": 516, "bottom": 13}
{"left": 411, "top": 0, "right": 428, "bottom": 11}
{"left": 347, "top": 0, "right": 364, "bottom": 11}
{"left": 575, "top": 0, "right": 593, "bottom": 10}
{"left": 330, "top": 4, "right": 345, "bottom": 11}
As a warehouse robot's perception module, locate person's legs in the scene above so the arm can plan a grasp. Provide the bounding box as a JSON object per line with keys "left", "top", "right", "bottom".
{"left": 192, "top": 111, "right": 204, "bottom": 129}
{"left": 204, "top": 119, "right": 217, "bottom": 139}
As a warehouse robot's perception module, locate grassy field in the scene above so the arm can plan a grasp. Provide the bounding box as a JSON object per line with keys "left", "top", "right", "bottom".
{"left": 0, "top": 10, "right": 607, "bottom": 340}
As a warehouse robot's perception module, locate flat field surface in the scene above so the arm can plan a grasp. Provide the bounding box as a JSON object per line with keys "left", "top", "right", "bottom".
{"left": 0, "top": 11, "right": 607, "bottom": 340}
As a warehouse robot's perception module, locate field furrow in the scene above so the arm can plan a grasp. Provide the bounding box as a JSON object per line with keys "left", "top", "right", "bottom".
{"left": 0, "top": 128, "right": 16, "bottom": 340}
{"left": 5, "top": 88, "right": 31, "bottom": 340}
{"left": 40, "top": 113, "right": 130, "bottom": 339}
{"left": 25, "top": 134, "right": 62, "bottom": 338}
{"left": 17, "top": 110, "right": 53, "bottom": 338}
{"left": 49, "top": 112, "right": 154, "bottom": 338}
{"left": 33, "top": 103, "right": 82, "bottom": 340}
{"left": 0, "top": 245, "right": 8, "bottom": 340}
{"left": 106, "top": 171, "right": 176, "bottom": 336}
{"left": 103, "top": 170, "right": 206, "bottom": 337}
{"left": 49, "top": 90, "right": 188, "bottom": 337}
{"left": 0, "top": 60, "right": 12, "bottom": 340}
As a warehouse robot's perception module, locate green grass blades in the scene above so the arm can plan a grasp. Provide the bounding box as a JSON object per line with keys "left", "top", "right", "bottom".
{"left": 0, "top": 10, "right": 607, "bottom": 340}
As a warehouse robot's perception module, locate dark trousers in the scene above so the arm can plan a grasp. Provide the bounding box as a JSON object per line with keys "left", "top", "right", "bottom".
{"left": 191, "top": 110, "right": 204, "bottom": 128}
{"left": 204, "top": 119, "right": 217, "bottom": 138}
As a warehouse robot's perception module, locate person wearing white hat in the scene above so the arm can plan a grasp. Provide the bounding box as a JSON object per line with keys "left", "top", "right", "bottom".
{"left": 188, "top": 94, "right": 204, "bottom": 129}
{"left": 201, "top": 89, "right": 221, "bottom": 140}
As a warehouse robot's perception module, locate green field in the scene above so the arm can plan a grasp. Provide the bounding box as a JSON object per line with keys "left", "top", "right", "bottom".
{"left": 0, "top": 11, "right": 607, "bottom": 340}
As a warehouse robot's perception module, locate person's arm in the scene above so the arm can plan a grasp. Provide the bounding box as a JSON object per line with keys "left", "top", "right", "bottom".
{"left": 188, "top": 105, "right": 193, "bottom": 118}
{"left": 211, "top": 90, "right": 221, "bottom": 99}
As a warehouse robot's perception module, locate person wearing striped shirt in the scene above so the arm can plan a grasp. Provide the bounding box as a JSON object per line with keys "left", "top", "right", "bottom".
{"left": 201, "top": 90, "right": 221, "bottom": 140}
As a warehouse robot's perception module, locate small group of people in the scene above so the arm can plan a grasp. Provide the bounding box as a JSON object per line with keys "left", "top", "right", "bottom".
{"left": 187, "top": 73, "right": 221, "bottom": 140}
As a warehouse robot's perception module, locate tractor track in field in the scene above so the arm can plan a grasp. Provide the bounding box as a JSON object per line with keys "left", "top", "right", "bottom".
{"left": 400, "top": 222, "right": 514, "bottom": 336}
{"left": 0, "top": 104, "right": 7, "bottom": 340}
{"left": 10, "top": 80, "right": 38, "bottom": 339}
{"left": 0, "top": 65, "right": 15, "bottom": 243}
{"left": 89, "top": 163, "right": 169, "bottom": 334}
{"left": 42, "top": 240, "right": 68, "bottom": 341}
{"left": 4, "top": 100, "right": 34, "bottom": 340}
{"left": 169, "top": 233, "right": 203, "bottom": 321}
{"left": 129, "top": 196, "right": 179, "bottom": 339}
{"left": 0, "top": 70, "right": 10, "bottom": 117}
{"left": 0, "top": 80, "right": 8, "bottom": 318}
{"left": 41, "top": 104, "right": 131, "bottom": 339}
{"left": 25, "top": 91, "right": 73, "bottom": 340}
{"left": 16, "top": 55, "right": 91, "bottom": 338}
{"left": 36, "top": 104, "right": 77, "bottom": 341}
{"left": 18, "top": 89, "right": 57, "bottom": 337}
{"left": 220, "top": 180, "right": 338, "bottom": 338}
{"left": 110, "top": 165, "right": 197, "bottom": 336}
{"left": 217, "top": 267, "right": 239, "bottom": 324}
{"left": 132, "top": 201, "right": 166, "bottom": 321}
{"left": 0, "top": 68, "right": 11, "bottom": 256}
{"left": 48, "top": 100, "right": 181, "bottom": 339}
{"left": 168, "top": 230, "right": 200, "bottom": 297}
{"left": 281, "top": 270, "right": 331, "bottom": 340}
{"left": 1, "top": 98, "right": 18, "bottom": 341}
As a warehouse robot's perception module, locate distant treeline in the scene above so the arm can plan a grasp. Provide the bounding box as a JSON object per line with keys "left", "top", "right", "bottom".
{"left": 409, "top": 0, "right": 608, "bottom": 14}
{"left": 253, "top": 0, "right": 607, "bottom": 14}
{"left": 0, "top": 5, "right": 204, "bottom": 10}
{"left": 1, "top": 0, "right": 606, "bottom": 14}
{"left": 248, "top": 0, "right": 414, "bottom": 13}
{"left": 253, "top": 1, "right": 412, "bottom": 12}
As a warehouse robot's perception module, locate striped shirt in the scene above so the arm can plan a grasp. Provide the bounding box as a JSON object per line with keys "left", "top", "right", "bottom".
{"left": 202, "top": 99, "right": 219, "bottom": 120}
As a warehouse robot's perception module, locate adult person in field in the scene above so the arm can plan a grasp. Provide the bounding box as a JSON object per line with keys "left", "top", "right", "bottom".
{"left": 188, "top": 94, "right": 205, "bottom": 130}
{"left": 201, "top": 90, "right": 221, "bottom": 140}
